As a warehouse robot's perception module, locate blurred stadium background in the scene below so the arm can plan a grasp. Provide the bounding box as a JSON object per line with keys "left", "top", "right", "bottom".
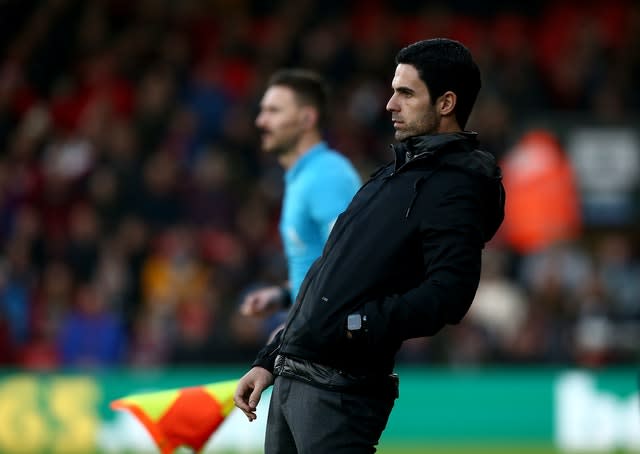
{"left": 0, "top": 0, "right": 638, "bottom": 452}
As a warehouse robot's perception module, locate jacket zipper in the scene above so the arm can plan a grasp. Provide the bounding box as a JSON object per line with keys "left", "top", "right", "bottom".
{"left": 405, "top": 176, "right": 425, "bottom": 218}
{"left": 278, "top": 256, "right": 324, "bottom": 353}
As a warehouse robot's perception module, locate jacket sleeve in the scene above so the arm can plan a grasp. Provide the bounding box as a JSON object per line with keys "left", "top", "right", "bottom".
{"left": 252, "top": 327, "right": 283, "bottom": 372}
{"left": 364, "top": 172, "right": 486, "bottom": 342}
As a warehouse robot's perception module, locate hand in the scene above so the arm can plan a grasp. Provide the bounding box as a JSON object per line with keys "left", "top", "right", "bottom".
{"left": 240, "top": 286, "right": 285, "bottom": 318}
{"left": 233, "top": 366, "right": 274, "bottom": 422}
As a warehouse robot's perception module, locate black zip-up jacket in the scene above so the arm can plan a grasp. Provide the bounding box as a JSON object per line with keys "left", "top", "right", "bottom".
{"left": 254, "top": 132, "right": 505, "bottom": 376}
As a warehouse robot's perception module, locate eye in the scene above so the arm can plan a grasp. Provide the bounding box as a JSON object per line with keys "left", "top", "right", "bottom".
{"left": 396, "top": 88, "right": 414, "bottom": 98}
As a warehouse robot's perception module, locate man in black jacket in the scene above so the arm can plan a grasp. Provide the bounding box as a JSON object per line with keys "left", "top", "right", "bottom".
{"left": 234, "top": 38, "right": 506, "bottom": 454}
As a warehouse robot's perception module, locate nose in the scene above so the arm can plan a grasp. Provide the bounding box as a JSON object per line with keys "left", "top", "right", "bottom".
{"left": 255, "top": 112, "right": 265, "bottom": 128}
{"left": 386, "top": 94, "right": 399, "bottom": 112}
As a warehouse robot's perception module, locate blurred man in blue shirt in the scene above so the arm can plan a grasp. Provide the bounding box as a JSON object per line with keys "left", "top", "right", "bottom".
{"left": 240, "top": 69, "right": 361, "bottom": 317}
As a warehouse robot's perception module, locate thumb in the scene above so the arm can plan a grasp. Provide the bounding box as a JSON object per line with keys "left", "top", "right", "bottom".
{"left": 249, "top": 386, "right": 263, "bottom": 410}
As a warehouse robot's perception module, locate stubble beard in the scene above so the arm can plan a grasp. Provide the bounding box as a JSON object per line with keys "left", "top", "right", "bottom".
{"left": 394, "top": 129, "right": 412, "bottom": 141}
{"left": 395, "top": 112, "right": 440, "bottom": 141}
{"left": 262, "top": 133, "right": 299, "bottom": 157}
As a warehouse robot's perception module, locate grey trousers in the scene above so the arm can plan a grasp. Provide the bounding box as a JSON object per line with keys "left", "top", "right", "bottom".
{"left": 264, "top": 375, "right": 395, "bottom": 454}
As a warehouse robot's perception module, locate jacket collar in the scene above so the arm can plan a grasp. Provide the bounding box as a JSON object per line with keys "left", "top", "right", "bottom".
{"left": 392, "top": 132, "right": 478, "bottom": 170}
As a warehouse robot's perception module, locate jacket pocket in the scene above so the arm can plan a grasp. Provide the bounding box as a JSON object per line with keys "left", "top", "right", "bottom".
{"left": 344, "top": 299, "right": 389, "bottom": 353}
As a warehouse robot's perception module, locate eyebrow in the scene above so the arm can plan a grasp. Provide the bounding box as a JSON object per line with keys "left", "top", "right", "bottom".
{"left": 260, "top": 100, "right": 282, "bottom": 110}
{"left": 394, "top": 86, "right": 415, "bottom": 95}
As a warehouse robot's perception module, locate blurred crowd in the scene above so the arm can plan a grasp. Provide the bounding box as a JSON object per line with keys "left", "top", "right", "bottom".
{"left": 0, "top": 0, "right": 639, "bottom": 370}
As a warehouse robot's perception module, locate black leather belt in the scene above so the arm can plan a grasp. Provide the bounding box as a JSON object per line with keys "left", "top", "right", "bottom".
{"left": 273, "top": 354, "right": 399, "bottom": 399}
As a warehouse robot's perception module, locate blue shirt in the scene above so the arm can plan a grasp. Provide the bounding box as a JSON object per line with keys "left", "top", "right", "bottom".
{"left": 280, "top": 142, "right": 361, "bottom": 302}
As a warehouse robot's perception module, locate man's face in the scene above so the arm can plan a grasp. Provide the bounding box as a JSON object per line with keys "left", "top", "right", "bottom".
{"left": 386, "top": 63, "right": 440, "bottom": 141}
{"left": 255, "top": 85, "right": 305, "bottom": 155}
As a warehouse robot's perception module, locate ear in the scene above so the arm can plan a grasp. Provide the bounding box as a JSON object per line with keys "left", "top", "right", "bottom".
{"left": 437, "top": 91, "right": 457, "bottom": 117}
{"left": 300, "top": 106, "right": 318, "bottom": 129}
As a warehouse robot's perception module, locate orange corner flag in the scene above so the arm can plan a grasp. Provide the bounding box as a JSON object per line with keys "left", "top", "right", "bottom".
{"left": 111, "top": 379, "right": 239, "bottom": 454}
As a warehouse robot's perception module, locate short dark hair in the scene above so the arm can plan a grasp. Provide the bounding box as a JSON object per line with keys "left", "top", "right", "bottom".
{"left": 267, "top": 69, "right": 329, "bottom": 130}
{"left": 395, "top": 38, "right": 481, "bottom": 129}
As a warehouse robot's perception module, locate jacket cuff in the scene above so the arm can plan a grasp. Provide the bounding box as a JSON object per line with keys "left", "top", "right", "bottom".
{"left": 252, "top": 356, "right": 277, "bottom": 372}
{"left": 251, "top": 329, "right": 283, "bottom": 372}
